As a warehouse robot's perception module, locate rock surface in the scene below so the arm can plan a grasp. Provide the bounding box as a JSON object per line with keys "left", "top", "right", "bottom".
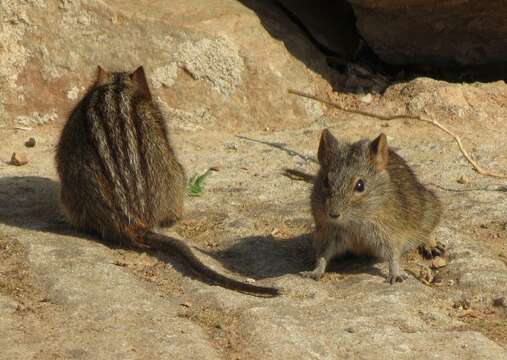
{"left": 0, "top": 0, "right": 327, "bottom": 130}
{"left": 1, "top": 0, "right": 506, "bottom": 359}
{"left": 348, "top": 0, "right": 507, "bottom": 66}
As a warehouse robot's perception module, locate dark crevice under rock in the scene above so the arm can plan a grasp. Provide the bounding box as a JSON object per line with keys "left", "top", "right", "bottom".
{"left": 270, "top": 0, "right": 507, "bottom": 84}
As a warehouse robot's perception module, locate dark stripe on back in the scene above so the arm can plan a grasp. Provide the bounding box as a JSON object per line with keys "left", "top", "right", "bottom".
{"left": 87, "top": 86, "right": 131, "bottom": 225}
{"left": 113, "top": 83, "right": 139, "bottom": 214}
{"left": 98, "top": 87, "right": 131, "bottom": 202}
{"left": 131, "top": 96, "right": 153, "bottom": 212}
{"left": 118, "top": 88, "right": 147, "bottom": 217}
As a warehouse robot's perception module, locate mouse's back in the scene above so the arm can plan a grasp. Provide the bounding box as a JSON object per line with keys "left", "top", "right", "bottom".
{"left": 56, "top": 66, "right": 186, "bottom": 244}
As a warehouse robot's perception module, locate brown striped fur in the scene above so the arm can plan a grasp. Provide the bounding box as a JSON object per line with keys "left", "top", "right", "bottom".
{"left": 301, "top": 129, "right": 442, "bottom": 284}
{"left": 56, "top": 66, "right": 279, "bottom": 296}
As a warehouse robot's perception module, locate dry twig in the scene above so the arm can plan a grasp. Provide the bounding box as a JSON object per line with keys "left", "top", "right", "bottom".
{"left": 289, "top": 89, "right": 507, "bottom": 179}
{"left": 2, "top": 126, "right": 33, "bottom": 131}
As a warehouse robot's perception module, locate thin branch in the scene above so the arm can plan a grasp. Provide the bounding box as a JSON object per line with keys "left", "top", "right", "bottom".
{"left": 427, "top": 183, "right": 507, "bottom": 193}
{"left": 236, "top": 135, "right": 318, "bottom": 164}
{"left": 289, "top": 89, "right": 507, "bottom": 179}
{"left": 282, "top": 168, "right": 315, "bottom": 183}
{"left": 1, "top": 126, "right": 33, "bottom": 131}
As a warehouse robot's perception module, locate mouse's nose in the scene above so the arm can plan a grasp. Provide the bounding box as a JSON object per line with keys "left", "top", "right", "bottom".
{"left": 329, "top": 211, "right": 341, "bottom": 219}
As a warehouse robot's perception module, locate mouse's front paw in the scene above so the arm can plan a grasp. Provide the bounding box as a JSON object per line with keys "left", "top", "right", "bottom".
{"left": 387, "top": 271, "right": 409, "bottom": 284}
{"left": 300, "top": 269, "right": 324, "bottom": 281}
{"left": 419, "top": 241, "right": 447, "bottom": 259}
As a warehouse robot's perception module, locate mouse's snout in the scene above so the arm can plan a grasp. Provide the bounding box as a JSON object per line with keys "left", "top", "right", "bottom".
{"left": 328, "top": 211, "right": 341, "bottom": 219}
{"left": 326, "top": 199, "right": 344, "bottom": 222}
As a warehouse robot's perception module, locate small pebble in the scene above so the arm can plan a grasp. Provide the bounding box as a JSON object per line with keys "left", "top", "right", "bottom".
{"left": 457, "top": 175, "right": 469, "bottom": 184}
{"left": 224, "top": 142, "right": 238, "bottom": 150}
{"left": 25, "top": 137, "right": 36, "bottom": 147}
{"left": 431, "top": 256, "right": 448, "bottom": 269}
{"left": 492, "top": 297, "right": 505, "bottom": 307}
{"left": 9, "top": 152, "right": 28, "bottom": 166}
{"left": 359, "top": 93, "right": 373, "bottom": 104}
{"left": 453, "top": 298, "right": 471, "bottom": 310}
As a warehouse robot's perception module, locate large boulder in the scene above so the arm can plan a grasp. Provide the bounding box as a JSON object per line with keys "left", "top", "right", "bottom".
{"left": 348, "top": 0, "right": 507, "bottom": 66}
{"left": 0, "top": 0, "right": 329, "bottom": 131}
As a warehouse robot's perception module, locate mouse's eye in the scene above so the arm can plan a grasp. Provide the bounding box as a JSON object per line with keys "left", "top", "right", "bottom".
{"left": 354, "top": 179, "right": 365, "bottom": 192}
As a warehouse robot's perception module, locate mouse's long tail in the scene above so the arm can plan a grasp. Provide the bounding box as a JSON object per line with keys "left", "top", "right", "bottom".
{"left": 143, "top": 231, "right": 280, "bottom": 297}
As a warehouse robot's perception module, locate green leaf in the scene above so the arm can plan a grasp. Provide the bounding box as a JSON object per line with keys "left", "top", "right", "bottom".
{"left": 186, "top": 169, "right": 212, "bottom": 197}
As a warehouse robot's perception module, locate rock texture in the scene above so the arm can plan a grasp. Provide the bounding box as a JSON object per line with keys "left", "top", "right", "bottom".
{"left": 0, "top": 0, "right": 327, "bottom": 130}
{"left": 348, "top": 0, "right": 507, "bottom": 66}
{"left": 1, "top": 0, "right": 507, "bottom": 359}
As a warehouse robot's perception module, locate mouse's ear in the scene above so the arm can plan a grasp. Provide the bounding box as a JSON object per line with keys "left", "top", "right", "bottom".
{"left": 96, "top": 65, "right": 108, "bottom": 85}
{"left": 130, "top": 66, "right": 152, "bottom": 99}
{"left": 369, "top": 133, "right": 389, "bottom": 171}
{"left": 318, "top": 129, "right": 339, "bottom": 167}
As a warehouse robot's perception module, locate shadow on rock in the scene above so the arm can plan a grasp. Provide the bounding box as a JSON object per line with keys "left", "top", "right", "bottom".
{"left": 237, "top": 0, "right": 351, "bottom": 92}
{"left": 238, "top": 0, "right": 506, "bottom": 87}
{"left": 209, "top": 233, "right": 385, "bottom": 280}
{"left": 0, "top": 176, "right": 66, "bottom": 230}
{"left": 0, "top": 176, "right": 236, "bottom": 286}
{"left": 0, "top": 176, "right": 384, "bottom": 282}
{"left": 0, "top": 176, "right": 111, "bottom": 248}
